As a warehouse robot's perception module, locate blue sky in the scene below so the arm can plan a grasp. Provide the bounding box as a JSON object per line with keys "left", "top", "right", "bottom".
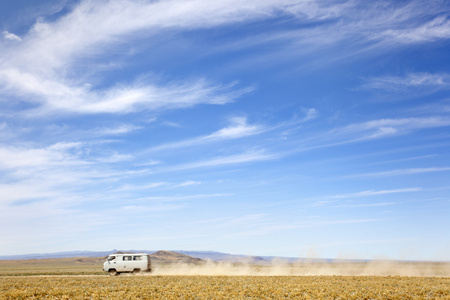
{"left": 1, "top": 0, "right": 449, "bottom": 260}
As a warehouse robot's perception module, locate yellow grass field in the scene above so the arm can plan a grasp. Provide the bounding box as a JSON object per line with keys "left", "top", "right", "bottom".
{"left": 0, "top": 257, "right": 104, "bottom": 276}
{"left": 1, "top": 275, "right": 450, "bottom": 299}
{"left": 1, "top": 258, "right": 450, "bottom": 299}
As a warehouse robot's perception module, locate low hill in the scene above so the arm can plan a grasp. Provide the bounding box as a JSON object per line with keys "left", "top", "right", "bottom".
{"left": 150, "top": 250, "right": 204, "bottom": 264}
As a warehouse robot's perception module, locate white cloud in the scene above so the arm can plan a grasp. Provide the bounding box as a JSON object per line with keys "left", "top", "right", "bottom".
{"left": 94, "top": 152, "right": 133, "bottom": 163}
{"left": 4, "top": 0, "right": 290, "bottom": 116}
{"left": 350, "top": 1, "right": 450, "bottom": 46}
{"left": 337, "top": 202, "right": 397, "bottom": 208}
{"left": 92, "top": 124, "right": 142, "bottom": 136}
{"left": 355, "top": 167, "right": 450, "bottom": 177}
{"left": 301, "top": 108, "right": 318, "bottom": 122}
{"left": 146, "top": 116, "right": 264, "bottom": 152}
{"left": 376, "top": 16, "right": 450, "bottom": 44}
{"left": 310, "top": 188, "right": 421, "bottom": 207}
{"left": 114, "top": 182, "right": 168, "bottom": 192}
{"left": 176, "top": 180, "right": 202, "bottom": 187}
{"left": 361, "top": 72, "right": 450, "bottom": 92}
{"left": 136, "top": 160, "right": 162, "bottom": 167}
{"left": 327, "top": 188, "right": 422, "bottom": 199}
{"left": 0, "top": 140, "right": 148, "bottom": 206}
{"left": 0, "top": 68, "right": 251, "bottom": 115}
{"left": 112, "top": 180, "right": 201, "bottom": 192}
{"left": 0, "top": 181, "right": 59, "bottom": 204}
{"left": 208, "top": 116, "right": 263, "bottom": 139}
{"left": 120, "top": 203, "right": 185, "bottom": 212}
{"left": 2, "top": 31, "right": 21, "bottom": 41}
{"left": 164, "top": 150, "right": 279, "bottom": 171}
{"left": 246, "top": 1, "right": 450, "bottom": 66}
{"left": 0, "top": 142, "right": 85, "bottom": 170}
{"left": 160, "top": 121, "right": 182, "bottom": 128}
{"left": 134, "top": 193, "right": 231, "bottom": 202}
{"left": 333, "top": 117, "right": 450, "bottom": 141}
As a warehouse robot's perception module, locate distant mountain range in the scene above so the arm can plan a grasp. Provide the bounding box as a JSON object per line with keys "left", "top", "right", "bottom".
{"left": 0, "top": 249, "right": 329, "bottom": 263}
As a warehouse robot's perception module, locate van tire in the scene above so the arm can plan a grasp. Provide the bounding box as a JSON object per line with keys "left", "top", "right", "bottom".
{"left": 133, "top": 268, "right": 141, "bottom": 274}
{"left": 108, "top": 269, "right": 118, "bottom": 276}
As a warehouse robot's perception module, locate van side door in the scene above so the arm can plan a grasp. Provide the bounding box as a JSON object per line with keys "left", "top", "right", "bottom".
{"left": 121, "top": 255, "right": 133, "bottom": 271}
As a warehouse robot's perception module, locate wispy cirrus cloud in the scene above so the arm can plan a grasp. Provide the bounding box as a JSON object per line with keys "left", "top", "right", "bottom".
{"left": 2, "top": 31, "right": 21, "bottom": 42}
{"left": 311, "top": 188, "right": 421, "bottom": 207}
{"left": 346, "top": 2, "right": 450, "bottom": 47}
{"left": 163, "top": 149, "right": 279, "bottom": 172}
{"left": 361, "top": 72, "right": 450, "bottom": 93}
{"left": 352, "top": 167, "right": 450, "bottom": 178}
{"left": 146, "top": 116, "right": 264, "bottom": 152}
{"left": 337, "top": 202, "right": 397, "bottom": 208}
{"left": 0, "top": 141, "right": 142, "bottom": 205}
{"left": 0, "top": 68, "right": 251, "bottom": 116}
{"left": 133, "top": 193, "right": 231, "bottom": 203}
{"left": 0, "top": 142, "right": 86, "bottom": 170}
{"left": 16, "top": 0, "right": 338, "bottom": 71}
{"left": 113, "top": 182, "right": 169, "bottom": 192}
{"left": 175, "top": 180, "right": 202, "bottom": 187}
{"left": 237, "top": 1, "right": 450, "bottom": 67}
{"left": 4, "top": 0, "right": 448, "bottom": 119}
{"left": 92, "top": 124, "right": 142, "bottom": 136}
{"left": 325, "top": 188, "right": 422, "bottom": 199}
{"left": 0, "top": 0, "right": 345, "bottom": 118}
{"left": 374, "top": 16, "right": 450, "bottom": 44}
{"left": 113, "top": 180, "right": 201, "bottom": 192}
{"left": 331, "top": 116, "right": 450, "bottom": 141}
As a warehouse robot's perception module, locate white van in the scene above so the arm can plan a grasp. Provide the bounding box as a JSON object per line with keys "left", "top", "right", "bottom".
{"left": 103, "top": 253, "right": 152, "bottom": 275}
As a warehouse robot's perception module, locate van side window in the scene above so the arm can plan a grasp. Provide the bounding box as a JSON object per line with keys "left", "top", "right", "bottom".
{"left": 108, "top": 256, "right": 116, "bottom": 261}
{"left": 133, "top": 256, "right": 142, "bottom": 261}
{"left": 123, "top": 256, "right": 132, "bottom": 261}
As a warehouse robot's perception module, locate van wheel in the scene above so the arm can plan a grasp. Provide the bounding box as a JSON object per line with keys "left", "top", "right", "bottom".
{"left": 133, "top": 269, "right": 141, "bottom": 274}
{"left": 108, "top": 269, "right": 118, "bottom": 276}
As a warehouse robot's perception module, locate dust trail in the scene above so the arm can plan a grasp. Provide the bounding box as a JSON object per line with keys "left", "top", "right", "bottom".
{"left": 144, "top": 260, "right": 450, "bottom": 277}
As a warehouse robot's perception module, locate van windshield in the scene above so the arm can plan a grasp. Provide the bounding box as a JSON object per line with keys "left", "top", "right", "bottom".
{"left": 108, "top": 256, "right": 116, "bottom": 261}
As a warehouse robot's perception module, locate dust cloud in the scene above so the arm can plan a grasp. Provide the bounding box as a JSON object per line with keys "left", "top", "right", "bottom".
{"left": 146, "top": 260, "right": 450, "bottom": 277}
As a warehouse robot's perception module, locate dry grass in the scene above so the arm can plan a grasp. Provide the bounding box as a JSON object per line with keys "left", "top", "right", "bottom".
{"left": 0, "top": 257, "right": 104, "bottom": 276}
{"left": 1, "top": 257, "right": 449, "bottom": 298}
{"left": 1, "top": 275, "right": 450, "bottom": 299}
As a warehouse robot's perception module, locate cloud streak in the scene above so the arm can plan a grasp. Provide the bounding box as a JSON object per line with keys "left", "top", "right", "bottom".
{"left": 326, "top": 188, "right": 422, "bottom": 200}
{"left": 331, "top": 117, "right": 450, "bottom": 141}
{"left": 310, "top": 188, "right": 421, "bottom": 207}
{"left": 353, "top": 167, "right": 450, "bottom": 178}
{"left": 146, "top": 116, "right": 264, "bottom": 152}
{"left": 2, "top": 31, "right": 21, "bottom": 42}
{"left": 374, "top": 16, "right": 450, "bottom": 44}
{"left": 163, "top": 150, "right": 280, "bottom": 172}
{"left": 0, "top": 69, "right": 251, "bottom": 116}
{"left": 361, "top": 72, "right": 450, "bottom": 93}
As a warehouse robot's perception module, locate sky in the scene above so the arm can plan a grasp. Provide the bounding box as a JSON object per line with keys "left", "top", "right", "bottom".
{"left": 1, "top": 0, "right": 449, "bottom": 261}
